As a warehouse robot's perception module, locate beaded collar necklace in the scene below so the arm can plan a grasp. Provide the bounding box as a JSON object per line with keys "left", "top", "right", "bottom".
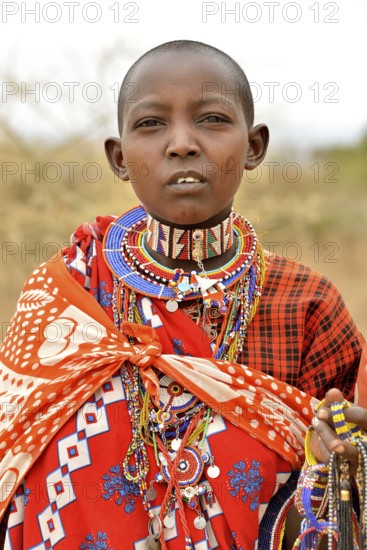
{"left": 146, "top": 211, "right": 234, "bottom": 261}
{"left": 103, "top": 205, "right": 261, "bottom": 313}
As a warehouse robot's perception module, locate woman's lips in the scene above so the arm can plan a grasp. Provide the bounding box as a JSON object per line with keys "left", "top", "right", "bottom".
{"left": 168, "top": 179, "right": 207, "bottom": 192}
{"left": 174, "top": 176, "right": 201, "bottom": 184}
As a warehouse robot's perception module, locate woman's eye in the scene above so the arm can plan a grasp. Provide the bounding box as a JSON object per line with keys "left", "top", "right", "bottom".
{"left": 201, "top": 115, "right": 227, "bottom": 123}
{"left": 137, "top": 119, "right": 162, "bottom": 128}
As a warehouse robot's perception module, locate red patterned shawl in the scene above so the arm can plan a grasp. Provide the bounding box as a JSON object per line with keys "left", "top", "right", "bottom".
{"left": 0, "top": 251, "right": 319, "bottom": 520}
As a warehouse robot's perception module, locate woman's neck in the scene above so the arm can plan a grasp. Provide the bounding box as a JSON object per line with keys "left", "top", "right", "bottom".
{"left": 144, "top": 209, "right": 236, "bottom": 272}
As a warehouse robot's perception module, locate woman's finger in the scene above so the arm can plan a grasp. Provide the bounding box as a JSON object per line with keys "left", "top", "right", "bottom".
{"left": 343, "top": 405, "right": 367, "bottom": 429}
{"left": 315, "top": 388, "right": 367, "bottom": 433}
{"left": 309, "top": 427, "right": 333, "bottom": 464}
{"left": 323, "top": 388, "right": 344, "bottom": 405}
{"left": 314, "top": 389, "right": 344, "bottom": 426}
{"left": 312, "top": 418, "right": 359, "bottom": 467}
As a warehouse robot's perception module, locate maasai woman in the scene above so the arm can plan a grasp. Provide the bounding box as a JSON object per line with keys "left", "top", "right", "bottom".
{"left": 0, "top": 41, "right": 365, "bottom": 550}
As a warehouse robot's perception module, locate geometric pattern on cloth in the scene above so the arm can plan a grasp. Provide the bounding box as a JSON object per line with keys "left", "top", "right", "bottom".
{"left": 37, "top": 504, "right": 65, "bottom": 547}
{"left": 7, "top": 485, "right": 26, "bottom": 529}
{"left": 26, "top": 373, "right": 126, "bottom": 548}
{"left": 5, "top": 374, "right": 295, "bottom": 549}
{"left": 45, "top": 468, "right": 76, "bottom": 510}
{"left": 76, "top": 401, "right": 109, "bottom": 440}
{"left": 94, "top": 375, "right": 125, "bottom": 406}
{"left": 76, "top": 374, "right": 125, "bottom": 439}
{"left": 57, "top": 433, "right": 91, "bottom": 474}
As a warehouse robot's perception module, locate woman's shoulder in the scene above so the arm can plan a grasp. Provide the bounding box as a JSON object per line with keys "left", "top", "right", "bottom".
{"left": 68, "top": 215, "right": 117, "bottom": 247}
{"left": 262, "top": 250, "right": 340, "bottom": 302}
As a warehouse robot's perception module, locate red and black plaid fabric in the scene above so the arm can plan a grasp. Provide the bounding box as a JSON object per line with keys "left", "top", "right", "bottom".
{"left": 241, "top": 253, "right": 364, "bottom": 401}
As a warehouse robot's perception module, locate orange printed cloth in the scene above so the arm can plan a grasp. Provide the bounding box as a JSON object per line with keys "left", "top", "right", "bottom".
{"left": 0, "top": 253, "right": 319, "bottom": 520}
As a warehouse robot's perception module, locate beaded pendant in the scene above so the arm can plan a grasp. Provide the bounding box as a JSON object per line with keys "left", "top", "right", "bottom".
{"left": 159, "top": 445, "right": 206, "bottom": 487}
{"left": 158, "top": 375, "right": 198, "bottom": 412}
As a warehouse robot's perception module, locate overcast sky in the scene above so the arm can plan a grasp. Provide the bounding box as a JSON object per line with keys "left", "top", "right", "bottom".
{"left": 1, "top": 0, "right": 366, "bottom": 153}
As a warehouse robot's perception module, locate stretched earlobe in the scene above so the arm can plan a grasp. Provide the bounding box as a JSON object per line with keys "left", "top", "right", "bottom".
{"left": 245, "top": 124, "right": 270, "bottom": 170}
{"left": 104, "top": 137, "right": 130, "bottom": 181}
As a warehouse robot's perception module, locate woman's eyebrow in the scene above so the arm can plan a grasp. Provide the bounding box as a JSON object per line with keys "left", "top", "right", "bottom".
{"left": 193, "top": 96, "right": 238, "bottom": 114}
{"left": 128, "top": 101, "right": 169, "bottom": 117}
{"left": 128, "top": 96, "right": 238, "bottom": 118}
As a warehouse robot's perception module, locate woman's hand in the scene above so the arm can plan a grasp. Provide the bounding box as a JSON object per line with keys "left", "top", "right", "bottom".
{"left": 309, "top": 388, "right": 367, "bottom": 472}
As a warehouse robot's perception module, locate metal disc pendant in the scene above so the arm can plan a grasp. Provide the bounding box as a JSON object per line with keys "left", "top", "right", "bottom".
{"left": 166, "top": 299, "right": 178, "bottom": 312}
{"left": 194, "top": 515, "right": 207, "bottom": 530}
{"left": 146, "top": 487, "right": 157, "bottom": 501}
{"left": 145, "top": 535, "right": 161, "bottom": 550}
{"left": 163, "top": 514, "right": 175, "bottom": 529}
{"left": 171, "top": 438, "right": 181, "bottom": 451}
{"left": 207, "top": 464, "right": 220, "bottom": 479}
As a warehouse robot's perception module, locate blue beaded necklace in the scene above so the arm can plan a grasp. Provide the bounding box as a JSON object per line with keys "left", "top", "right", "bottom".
{"left": 103, "top": 205, "right": 259, "bottom": 303}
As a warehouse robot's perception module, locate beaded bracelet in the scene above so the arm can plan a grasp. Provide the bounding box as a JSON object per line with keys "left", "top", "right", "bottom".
{"left": 330, "top": 400, "right": 363, "bottom": 443}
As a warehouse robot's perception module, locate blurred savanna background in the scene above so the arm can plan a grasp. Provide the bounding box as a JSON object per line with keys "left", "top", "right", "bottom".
{"left": 1, "top": 8, "right": 367, "bottom": 340}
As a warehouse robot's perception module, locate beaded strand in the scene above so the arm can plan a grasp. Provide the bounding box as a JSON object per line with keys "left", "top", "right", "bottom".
{"left": 355, "top": 438, "right": 367, "bottom": 549}
{"left": 120, "top": 363, "right": 152, "bottom": 518}
{"left": 105, "top": 206, "right": 267, "bottom": 549}
{"left": 294, "top": 400, "right": 366, "bottom": 550}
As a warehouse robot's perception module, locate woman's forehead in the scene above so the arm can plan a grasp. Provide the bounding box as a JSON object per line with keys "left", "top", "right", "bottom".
{"left": 119, "top": 51, "right": 249, "bottom": 129}
{"left": 122, "top": 57, "right": 244, "bottom": 118}
{"left": 130, "top": 52, "right": 236, "bottom": 95}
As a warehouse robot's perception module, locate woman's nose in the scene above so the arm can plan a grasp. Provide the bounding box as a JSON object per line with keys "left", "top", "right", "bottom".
{"left": 165, "top": 126, "right": 201, "bottom": 158}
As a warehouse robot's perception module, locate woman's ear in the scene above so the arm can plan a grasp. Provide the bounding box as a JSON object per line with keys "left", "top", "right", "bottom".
{"left": 105, "top": 137, "right": 130, "bottom": 181}
{"left": 245, "top": 124, "right": 270, "bottom": 170}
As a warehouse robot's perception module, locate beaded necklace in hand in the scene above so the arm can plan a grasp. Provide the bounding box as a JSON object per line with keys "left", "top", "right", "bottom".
{"left": 295, "top": 401, "right": 367, "bottom": 550}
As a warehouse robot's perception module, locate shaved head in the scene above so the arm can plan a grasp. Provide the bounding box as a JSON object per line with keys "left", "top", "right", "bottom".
{"left": 117, "top": 40, "right": 254, "bottom": 135}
